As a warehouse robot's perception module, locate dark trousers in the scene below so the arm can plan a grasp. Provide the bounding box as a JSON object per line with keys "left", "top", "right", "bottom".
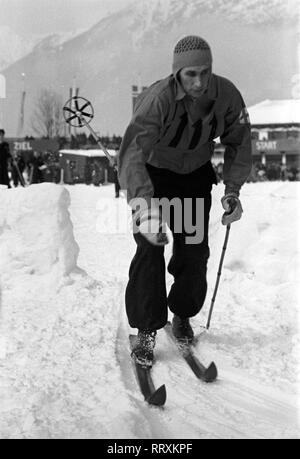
{"left": 126, "top": 161, "right": 217, "bottom": 331}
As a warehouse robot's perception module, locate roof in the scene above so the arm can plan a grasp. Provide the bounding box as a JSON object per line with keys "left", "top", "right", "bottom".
{"left": 59, "top": 149, "right": 117, "bottom": 158}
{"left": 248, "top": 99, "right": 300, "bottom": 126}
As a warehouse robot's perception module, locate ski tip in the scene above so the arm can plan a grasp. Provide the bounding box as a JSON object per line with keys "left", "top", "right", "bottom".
{"left": 146, "top": 384, "right": 167, "bottom": 407}
{"left": 203, "top": 362, "right": 218, "bottom": 383}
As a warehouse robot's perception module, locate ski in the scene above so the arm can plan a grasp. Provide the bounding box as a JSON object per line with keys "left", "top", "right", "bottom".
{"left": 164, "top": 321, "right": 217, "bottom": 383}
{"left": 129, "top": 335, "right": 167, "bottom": 407}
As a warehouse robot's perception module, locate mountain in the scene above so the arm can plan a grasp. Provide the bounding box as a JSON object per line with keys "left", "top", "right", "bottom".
{"left": 0, "top": 26, "right": 42, "bottom": 71}
{"left": 0, "top": 0, "right": 298, "bottom": 137}
{"left": 0, "top": 26, "right": 89, "bottom": 71}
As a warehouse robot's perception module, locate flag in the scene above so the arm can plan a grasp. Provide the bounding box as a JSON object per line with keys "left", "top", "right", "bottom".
{"left": 239, "top": 107, "right": 250, "bottom": 124}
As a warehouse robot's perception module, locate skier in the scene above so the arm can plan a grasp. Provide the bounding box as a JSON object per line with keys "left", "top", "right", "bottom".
{"left": 118, "top": 36, "right": 252, "bottom": 367}
{"left": 0, "top": 129, "right": 12, "bottom": 188}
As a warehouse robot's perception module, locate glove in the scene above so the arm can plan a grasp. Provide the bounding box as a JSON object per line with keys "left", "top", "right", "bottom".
{"left": 136, "top": 207, "right": 169, "bottom": 246}
{"left": 221, "top": 192, "right": 243, "bottom": 226}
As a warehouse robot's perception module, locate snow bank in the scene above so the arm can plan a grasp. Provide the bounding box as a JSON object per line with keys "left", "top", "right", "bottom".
{"left": 0, "top": 184, "right": 79, "bottom": 285}
{"left": 0, "top": 184, "right": 133, "bottom": 439}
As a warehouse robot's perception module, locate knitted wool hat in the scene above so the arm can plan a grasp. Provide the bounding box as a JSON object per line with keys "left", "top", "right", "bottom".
{"left": 172, "top": 36, "right": 212, "bottom": 76}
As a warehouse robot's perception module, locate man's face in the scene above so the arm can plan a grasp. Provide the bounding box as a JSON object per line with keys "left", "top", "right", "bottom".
{"left": 179, "top": 65, "right": 212, "bottom": 99}
{"left": 0, "top": 133, "right": 4, "bottom": 143}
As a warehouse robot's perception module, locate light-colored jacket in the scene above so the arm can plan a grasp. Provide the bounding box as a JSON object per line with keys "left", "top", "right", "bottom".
{"left": 118, "top": 73, "right": 252, "bottom": 204}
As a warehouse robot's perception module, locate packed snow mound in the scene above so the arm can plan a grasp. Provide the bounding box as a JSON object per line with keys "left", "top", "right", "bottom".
{"left": 0, "top": 184, "right": 79, "bottom": 284}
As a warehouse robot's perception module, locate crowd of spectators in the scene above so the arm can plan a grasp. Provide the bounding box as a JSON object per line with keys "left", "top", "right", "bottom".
{"left": 7, "top": 155, "right": 300, "bottom": 188}
{"left": 213, "top": 161, "right": 300, "bottom": 183}
{"left": 3, "top": 150, "right": 61, "bottom": 187}
{"left": 2, "top": 128, "right": 300, "bottom": 188}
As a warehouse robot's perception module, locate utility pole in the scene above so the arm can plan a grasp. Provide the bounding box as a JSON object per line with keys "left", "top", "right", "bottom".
{"left": 69, "top": 76, "right": 79, "bottom": 139}
{"left": 0, "top": 72, "right": 6, "bottom": 129}
{"left": 17, "top": 72, "right": 26, "bottom": 138}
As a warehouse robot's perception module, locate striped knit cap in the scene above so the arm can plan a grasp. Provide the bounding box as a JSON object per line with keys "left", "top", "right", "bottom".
{"left": 172, "top": 36, "right": 212, "bottom": 76}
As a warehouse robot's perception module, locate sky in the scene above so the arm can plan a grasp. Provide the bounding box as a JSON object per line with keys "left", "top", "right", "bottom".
{"left": 0, "top": 0, "right": 133, "bottom": 35}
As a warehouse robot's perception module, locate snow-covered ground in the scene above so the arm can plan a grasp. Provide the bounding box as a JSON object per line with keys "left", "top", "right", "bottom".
{"left": 0, "top": 181, "right": 299, "bottom": 439}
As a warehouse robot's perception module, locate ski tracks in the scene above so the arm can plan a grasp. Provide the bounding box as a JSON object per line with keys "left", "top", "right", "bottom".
{"left": 116, "top": 306, "right": 299, "bottom": 439}
{"left": 155, "top": 330, "right": 299, "bottom": 439}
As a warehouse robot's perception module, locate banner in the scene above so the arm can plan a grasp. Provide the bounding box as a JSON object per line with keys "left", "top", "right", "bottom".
{"left": 7, "top": 138, "right": 59, "bottom": 153}
{"left": 252, "top": 138, "right": 300, "bottom": 154}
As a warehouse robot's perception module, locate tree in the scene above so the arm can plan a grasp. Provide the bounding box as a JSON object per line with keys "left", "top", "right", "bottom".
{"left": 70, "top": 135, "right": 79, "bottom": 149}
{"left": 88, "top": 133, "right": 97, "bottom": 145}
{"left": 77, "top": 132, "right": 87, "bottom": 147}
{"left": 31, "top": 89, "right": 64, "bottom": 138}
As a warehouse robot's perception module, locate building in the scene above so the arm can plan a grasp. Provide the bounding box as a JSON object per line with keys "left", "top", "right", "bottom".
{"left": 212, "top": 99, "right": 300, "bottom": 169}
{"left": 59, "top": 149, "right": 117, "bottom": 185}
{"left": 249, "top": 99, "right": 300, "bottom": 167}
{"left": 132, "top": 84, "right": 148, "bottom": 112}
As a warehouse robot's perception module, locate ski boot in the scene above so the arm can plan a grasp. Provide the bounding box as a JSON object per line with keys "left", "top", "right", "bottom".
{"left": 172, "top": 315, "right": 194, "bottom": 344}
{"left": 131, "top": 329, "right": 157, "bottom": 368}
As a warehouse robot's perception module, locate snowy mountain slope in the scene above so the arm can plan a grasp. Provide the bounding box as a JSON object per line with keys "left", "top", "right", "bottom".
{"left": 130, "top": 0, "right": 297, "bottom": 29}
{"left": 0, "top": 181, "right": 299, "bottom": 439}
{"left": 1, "top": 0, "right": 298, "bottom": 136}
{"left": 0, "top": 26, "right": 89, "bottom": 71}
{"left": 0, "top": 26, "right": 40, "bottom": 71}
{"left": 31, "top": 30, "right": 88, "bottom": 54}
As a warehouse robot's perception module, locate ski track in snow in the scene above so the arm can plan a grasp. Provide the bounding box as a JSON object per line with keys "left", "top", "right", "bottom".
{"left": 0, "top": 182, "right": 299, "bottom": 438}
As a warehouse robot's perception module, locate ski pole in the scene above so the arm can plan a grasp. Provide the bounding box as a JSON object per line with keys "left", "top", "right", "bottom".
{"left": 206, "top": 224, "right": 231, "bottom": 330}
{"left": 81, "top": 119, "right": 115, "bottom": 168}
{"left": 62, "top": 96, "right": 115, "bottom": 168}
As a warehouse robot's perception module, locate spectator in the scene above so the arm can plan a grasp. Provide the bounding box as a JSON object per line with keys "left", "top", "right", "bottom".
{"left": 280, "top": 164, "right": 288, "bottom": 181}
{"left": 0, "top": 129, "right": 12, "bottom": 188}
{"left": 29, "top": 151, "right": 46, "bottom": 184}
{"left": 91, "top": 161, "right": 105, "bottom": 186}
{"left": 267, "top": 162, "right": 281, "bottom": 181}
{"left": 287, "top": 166, "right": 298, "bottom": 181}
{"left": 84, "top": 162, "right": 92, "bottom": 185}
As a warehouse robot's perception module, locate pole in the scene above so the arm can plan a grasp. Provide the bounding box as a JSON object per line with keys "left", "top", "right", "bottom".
{"left": 17, "top": 73, "right": 26, "bottom": 137}
{"left": 79, "top": 116, "right": 115, "bottom": 167}
{"left": 68, "top": 88, "right": 72, "bottom": 138}
{"left": 60, "top": 168, "right": 64, "bottom": 185}
{"left": 206, "top": 224, "right": 231, "bottom": 330}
